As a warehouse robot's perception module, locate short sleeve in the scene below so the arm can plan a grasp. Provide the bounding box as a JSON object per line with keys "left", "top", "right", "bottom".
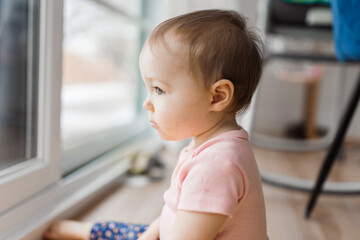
{"left": 177, "top": 152, "right": 245, "bottom": 217}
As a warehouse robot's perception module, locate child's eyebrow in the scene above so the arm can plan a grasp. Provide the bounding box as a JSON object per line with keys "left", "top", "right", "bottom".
{"left": 147, "top": 77, "right": 170, "bottom": 88}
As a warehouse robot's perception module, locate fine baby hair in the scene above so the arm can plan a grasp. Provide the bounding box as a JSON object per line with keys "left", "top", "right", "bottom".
{"left": 147, "top": 9, "right": 264, "bottom": 113}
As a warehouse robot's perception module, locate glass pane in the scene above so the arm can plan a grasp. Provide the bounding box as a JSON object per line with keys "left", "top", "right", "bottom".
{"left": 0, "top": 0, "right": 39, "bottom": 171}
{"left": 62, "top": 0, "right": 142, "bottom": 141}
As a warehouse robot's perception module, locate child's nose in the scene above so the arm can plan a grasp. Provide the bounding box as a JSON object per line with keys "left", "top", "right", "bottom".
{"left": 143, "top": 97, "right": 154, "bottom": 112}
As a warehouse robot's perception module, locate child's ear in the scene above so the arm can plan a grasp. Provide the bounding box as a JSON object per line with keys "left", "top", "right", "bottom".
{"left": 208, "top": 79, "right": 234, "bottom": 112}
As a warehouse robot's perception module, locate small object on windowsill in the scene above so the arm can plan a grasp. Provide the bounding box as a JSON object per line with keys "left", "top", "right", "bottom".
{"left": 124, "top": 175, "right": 152, "bottom": 188}
{"left": 125, "top": 151, "right": 166, "bottom": 187}
{"left": 129, "top": 151, "right": 152, "bottom": 175}
{"left": 146, "top": 153, "right": 166, "bottom": 181}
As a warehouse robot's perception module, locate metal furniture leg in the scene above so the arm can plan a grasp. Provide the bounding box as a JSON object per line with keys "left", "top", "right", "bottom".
{"left": 305, "top": 70, "right": 360, "bottom": 218}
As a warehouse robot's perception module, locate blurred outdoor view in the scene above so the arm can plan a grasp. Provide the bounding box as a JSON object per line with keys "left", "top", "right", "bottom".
{"left": 62, "top": 0, "right": 143, "bottom": 141}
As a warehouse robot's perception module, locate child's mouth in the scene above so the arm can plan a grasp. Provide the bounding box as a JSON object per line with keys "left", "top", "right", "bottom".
{"left": 150, "top": 120, "right": 158, "bottom": 128}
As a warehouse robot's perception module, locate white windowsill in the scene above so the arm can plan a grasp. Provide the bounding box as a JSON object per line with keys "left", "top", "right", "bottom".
{"left": 0, "top": 136, "right": 161, "bottom": 240}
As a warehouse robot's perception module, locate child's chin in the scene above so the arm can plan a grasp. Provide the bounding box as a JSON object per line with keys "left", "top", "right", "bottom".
{"left": 158, "top": 134, "right": 175, "bottom": 141}
{"left": 157, "top": 132, "right": 183, "bottom": 141}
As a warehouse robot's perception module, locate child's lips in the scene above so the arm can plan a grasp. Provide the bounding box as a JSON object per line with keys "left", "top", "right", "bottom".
{"left": 149, "top": 120, "right": 158, "bottom": 128}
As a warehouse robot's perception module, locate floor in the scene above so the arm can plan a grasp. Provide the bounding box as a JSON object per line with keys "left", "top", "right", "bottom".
{"left": 75, "top": 141, "right": 360, "bottom": 240}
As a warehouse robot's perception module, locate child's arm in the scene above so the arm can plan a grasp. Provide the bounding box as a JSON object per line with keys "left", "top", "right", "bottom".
{"left": 138, "top": 216, "right": 160, "bottom": 240}
{"left": 168, "top": 210, "right": 228, "bottom": 240}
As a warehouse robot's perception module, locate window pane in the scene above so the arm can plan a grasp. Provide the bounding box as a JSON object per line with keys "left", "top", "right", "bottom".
{"left": 62, "top": 0, "right": 142, "bottom": 141}
{"left": 0, "top": 0, "right": 39, "bottom": 170}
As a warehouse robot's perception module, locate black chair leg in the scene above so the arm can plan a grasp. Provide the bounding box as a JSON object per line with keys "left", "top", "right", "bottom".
{"left": 305, "top": 71, "right": 360, "bottom": 218}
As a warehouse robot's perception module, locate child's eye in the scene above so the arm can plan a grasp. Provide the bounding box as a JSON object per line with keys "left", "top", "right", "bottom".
{"left": 154, "top": 87, "right": 165, "bottom": 95}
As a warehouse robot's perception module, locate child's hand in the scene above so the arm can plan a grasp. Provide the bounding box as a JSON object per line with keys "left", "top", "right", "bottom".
{"left": 44, "top": 220, "right": 92, "bottom": 240}
{"left": 138, "top": 216, "right": 160, "bottom": 240}
{"left": 137, "top": 231, "right": 159, "bottom": 240}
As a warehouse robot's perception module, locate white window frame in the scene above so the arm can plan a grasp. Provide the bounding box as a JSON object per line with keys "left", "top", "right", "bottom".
{"left": 0, "top": 1, "right": 164, "bottom": 239}
{"left": 0, "top": 0, "right": 62, "bottom": 214}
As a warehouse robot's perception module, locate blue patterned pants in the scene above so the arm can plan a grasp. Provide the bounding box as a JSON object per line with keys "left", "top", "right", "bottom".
{"left": 90, "top": 222, "right": 149, "bottom": 240}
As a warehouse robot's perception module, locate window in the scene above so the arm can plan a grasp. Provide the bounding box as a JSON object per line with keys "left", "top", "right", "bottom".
{"left": 0, "top": 0, "right": 39, "bottom": 171}
{"left": 61, "top": 0, "right": 148, "bottom": 173}
{"left": 0, "top": 0, "right": 62, "bottom": 213}
{"left": 62, "top": 0, "right": 143, "bottom": 141}
{"left": 0, "top": 1, "right": 158, "bottom": 238}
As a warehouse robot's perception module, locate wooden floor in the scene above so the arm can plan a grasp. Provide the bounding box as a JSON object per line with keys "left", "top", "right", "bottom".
{"left": 75, "top": 141, "right": 360, "bottom": 240}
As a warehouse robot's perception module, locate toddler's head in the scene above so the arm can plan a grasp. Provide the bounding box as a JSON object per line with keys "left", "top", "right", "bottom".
{"left": 146, "top": 9, "right": 264, "bottom": 114}
{"left": 140, "top": 9, "right": 264, "bottom": 141}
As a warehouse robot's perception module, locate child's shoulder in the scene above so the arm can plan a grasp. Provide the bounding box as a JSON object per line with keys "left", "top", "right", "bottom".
{"left": 188, "top": 129, "right": 258, "bottom": 171}
{"left": 193, "top": 129, "right": 250, "bottom": 156}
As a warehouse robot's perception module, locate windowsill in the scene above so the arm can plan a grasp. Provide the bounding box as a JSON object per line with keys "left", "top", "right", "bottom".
{"left": 0, "top": 133, "right": 162, "bottom": 239}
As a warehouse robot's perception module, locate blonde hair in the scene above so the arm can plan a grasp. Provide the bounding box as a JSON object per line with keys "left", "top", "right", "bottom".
{"left": 147, "top": 9, "right": 264, "bottom": 113}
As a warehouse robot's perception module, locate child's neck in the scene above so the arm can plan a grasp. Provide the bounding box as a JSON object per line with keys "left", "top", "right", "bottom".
{"left": 190, "top": 114, "right": 241, "bottom": 151}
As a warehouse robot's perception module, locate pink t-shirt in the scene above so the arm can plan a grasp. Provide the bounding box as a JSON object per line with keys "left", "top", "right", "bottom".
{"left": 159, "top": 129, "right": 267, "bottom": 240}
